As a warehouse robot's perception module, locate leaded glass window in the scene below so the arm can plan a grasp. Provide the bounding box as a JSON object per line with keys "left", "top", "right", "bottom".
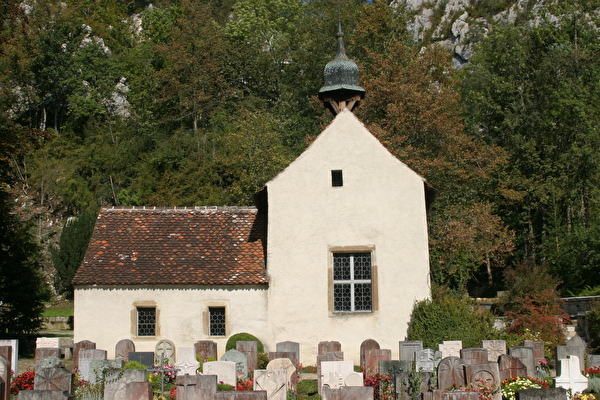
{"left": 333, "top": 252, "right": 372, "bottom": 312}
{"left": 137, "top": 307, "right": 156, "bottom": 336}
{"left": 209, "top": 307, "right": 226, "bottom": 336}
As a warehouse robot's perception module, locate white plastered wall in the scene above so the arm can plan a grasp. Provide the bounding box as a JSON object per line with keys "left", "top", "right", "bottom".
{"left": 264, "top": 110, "right": 431, "bottom": 365}
{"left": 74, "top": 285, "right": 268, "bottom": 360}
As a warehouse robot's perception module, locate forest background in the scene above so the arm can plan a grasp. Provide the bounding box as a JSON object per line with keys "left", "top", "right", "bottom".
{"left": 2, "top": 0, "right": 600, "bottom": 335}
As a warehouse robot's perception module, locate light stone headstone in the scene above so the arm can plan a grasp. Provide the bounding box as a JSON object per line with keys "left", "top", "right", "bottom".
{"left": 266, "top": 358, "right": 296, "bottom": 391}
{"left": 320, "top": 361, "right": 355, "bottom": 391}
{"left": 276, "top": 342, "right": 299, "bottom": 364}
{"left": 155, "top": 339, "right": 176, "bottom": 364}
{"left": 214, "top": 391, "right": 268, "bottom": 400}
{"left": 364, "top": 349, "right": 391, "bottom": 378}
{"left": 516, "top": 387, "right": 568, "bottom": 400}
{"left": 567, "top": 335, "right": 586, "bottom": 348}
{"left": 195, "top": 340, "right": 218, "bottom": 363}
{"left": 38, "top": 357, "right": 64, "bottom": 369}
{"left": 482, "top": 340, "right": 506, "bottom": 363}
{"left": 204, "top": 361, "right": 237, "bottom": 386}
{"left": 321, "top": 386, "right": 374, "bottom": 400}
{"left": 498, "top": 355, "right": 527, "bottom": 381}
{"left": 221, "top": 349, "right": 249, "bottom": 380}
{"left": 359, "top": 339, "right": 380, "bottom": 371}
{"left": 115, "top": 339, "right": 135, "bottom": 362}
{"left": 589, "top": 354, "right": 600, "bottom": 367}
{"left": 399, "top": 341, "right": 423, "bottom": 361}
{"left": 554, "top": 355, "right": 587, "bottom": 394}
{"left": 319, "top": 341, "right": 342, "bottom": 356}
{"left": 88, "top": 359, "right": 123, "bottom": 384}
{"left": 35, "top": 348, "right": 61, "bottom": 366}
{"left": 129, "top": 352, "right": 154, "bottom": 368}
{"left": 318, "top": 352, "right": 344, "bottom": 394}
{"left": 78, "top": 349, "right": 107, "bottom": 382}
{"left": 0, "top": 340, "right": 18, "bottom": 377}
{"left": 556, "top": 345, "right": 585, "bottom": 374}
{"left": 15, "top": 390, "right": 74, "bottom": 400}
{"left": 437, "top": 357, "right": 466, "bottom": 390}
{"left": 268, "top": 352, "right": 298, "bottom": 367}
{"left": 125, "top": 381, "right": 152, "bottom": 400}
{"left": 104, "top": 368, "right": 147, "bottom": 400}
{"left": 460, "top": 348, "right": 488, "bottom": 365}
{"left": 344, "top": 372, "right": 364, "bottom": 387}
{"left": 36, "top": 337, "right": 61, "bottom": 349}
{"left": 254, "top": 370, "right": 287, "bottom": 400}
{"left": 0, "top": 355, "right": 10, "bottom": 400}
{"left": 523, "top": 341, "right": 544, "bottom": 361}
{"left": 176, "top": 374, "right": 217, "bottom": 400}
{"left": 175, "top": 347, "right": 201, "bottom": 376}
{"left": 33, "top": 367, "right": 73, "bottom": 393}
{"left": 508, "top": 347, "right": 535, "bottom": 378}
{"left": 237, "top": 341, "right": 258, "bottom": 372}
{"left": 439, "top": 341, "right": 462, "bottom": 359}
{"left": 416, "top": 349, "right": 435, "bottom": 372}
{"left": 73, "top": 340, "right": 96, "bottom": 369}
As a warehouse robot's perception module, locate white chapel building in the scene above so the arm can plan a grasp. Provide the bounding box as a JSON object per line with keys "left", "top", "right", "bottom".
{"left": 73, "top": 26, "right": 432, "bottom": 365}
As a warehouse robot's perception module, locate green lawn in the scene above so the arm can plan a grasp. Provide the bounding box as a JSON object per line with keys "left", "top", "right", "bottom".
{"left": 42, "top": 304, "right": 74, "bottom": 317}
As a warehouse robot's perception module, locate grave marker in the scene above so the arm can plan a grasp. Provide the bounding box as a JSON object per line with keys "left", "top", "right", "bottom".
{"left": 155, "top": 339, "right": 176, "bottom": 364}
{"left": 254, "top": 370, "right": 287, "bottom": 400}
{"left": 214, "top": 391, "right": 268, "bottom": 400}
{"left": 221, "top": 349, "right": 249, "bottom": 380}
{"left": 129, "top": 352, "right": 154, "bottom": 368}
{"left": 35, "top": 348, "right": 60, "bottom": 366}
{"left": 439, "top": 341, "right": 462, "bottom": 359}
{"left": 416, "top": 349, "right": 435, "bottom": 372}
{"left": 276, "top": 342, "right": 300, "bottom": 364}
{"left": 554, "top": 355, "right": 587, "bottom": 393}
{"left": 195, "top": 341, "right": 217, "bottom": 363}
{"left": 268, "top": 352, "right": 298, "bottom": 367}
{"left": 237, "top": 341, "right": 258, "bottom": 372}
{"left": 460, "top": 348, "right": 488, "bottom": 365}
{"left": 523, "top": 341, "right": 544, "bottom": 362}
{"left": 72, "top": 340, "right": 95, "bottom": 369}
{"left": 508, "top": 347, "right": 535, "bottom": 378}
{"left": 359, "top": 339, "right": 380, "bottom": 371}
{"left": 78, "top": 349, "right": 107, "bottom": 382}
{"left": 204, "top": 361, "right": 237, "bottom": 386}
{"left": 364, "top": 349, "right": 391, "bottom": 378}
{"left": 115, "top": 339, "right": 135, "bottom": 362}
{"left": 88, "top": 359, "right": 123, "bottom": 384}
{"left": 0, "top": 355, "right": 10, "bottom": 400}
{"left": 15, "top": 391, "right": 74, "bottom": 400}
{"left": 125, "top": 381, "right": 153, "bottom": 400}
{"left": 104, "top": 369, "right": 147, "bottom": 400}
{"left": 33, "top": 367, "right": 73, "bottom": 393}
{"left": 437, "top": 357, "right": 466, "bottom": 390}
{"left": 176, "top": 374, "right": 217, "bottom": 400}
{"left": 482, "top": 341, "right": 506, "bottom": 363}
{"left": 0, "top": 340, "right": 18, "bottom": 377}
{"left": 266, "top": 358, "right": 297, "bottom": 391}
{"left": 319, "top": 341, "right": 342, "bottom": 356}
{"left": 399, "top": 341, "right": 423, "bottom": 361}
{"left": 515, "top": 387, "right": 567, "bottom": 400}
{"left": 175, "top": 347, "right": 201, "bottom": 376}
{"left": 556, "top": 346, "right": 585, "bottom": 374}
{"left": 498, "top": 355, "right": 527, "bottom": 381}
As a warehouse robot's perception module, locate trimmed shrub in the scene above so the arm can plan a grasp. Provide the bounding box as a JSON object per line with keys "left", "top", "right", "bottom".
{"left": 225, "top": 332, "right": 264, "bottom": 353}
{"left": 123, "top": 361, "right": 147, "bottom": 369}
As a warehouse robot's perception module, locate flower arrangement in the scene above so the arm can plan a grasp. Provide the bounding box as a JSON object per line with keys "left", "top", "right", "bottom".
{"left": 364, "top": 372, "right": 395, "bottom": 400}
{"left": 501, "top": 377, "right": 550, "bottom": 400}
{"left": 443, "top": 378, "right": 500, "bottom": 400}
{"left": 571, "top": 393, "right": 596, "bottom": 400}
{"left": 10, "top": 368, "right": 35, "bottom": 394}
{"left": 237, "top": 378, "right": 253, "bottom": 391}
{"left": 586, "top": 367, "right": 600, "bottom": 378}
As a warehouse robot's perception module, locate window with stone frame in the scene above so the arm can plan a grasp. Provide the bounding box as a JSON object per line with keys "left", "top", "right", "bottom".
{"left": 209, "top": 307, "right": 226, "bottom": 336}
{"left": 333, "top": 252, "right": 372, "bottom": 312}
{"left": 137, "top": 307, "right": 156, "bottom": 336}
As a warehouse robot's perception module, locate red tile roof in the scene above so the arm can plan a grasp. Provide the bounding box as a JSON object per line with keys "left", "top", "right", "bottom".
{"left": 72, "top": 206, "right": 268, "bottom": 286}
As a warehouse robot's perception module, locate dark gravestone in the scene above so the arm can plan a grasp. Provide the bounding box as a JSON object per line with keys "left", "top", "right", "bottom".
{"left": 364, "top": 349, "right": 391, "bottom": 378}
{"left": 380, "top": 360, "right": 408, "bottom": 377}
{"left": 115, "top": 339, "right": 135, "bottom": 362}
{"left": 237, "top": 341, "right": 258, "bottom": 372}
{"left": 0, "top": 379, "right": 3, "bottom": 400}
{"left": 516, "top": 387, "right": 568, "bottom": 400}
{"left": 214, "top": 391, "right": 268, "bottom": 400}
{"left": 15, "top": 391, "right": 74, "bottom": 400}
{"left": 268, "top": 352, "right": 298, "bottom": 367}
{"left": 359, "top": 339, "right": 380, "bottom": 371}
{"left": 276, "top": 342, "right": 300, "bottom": 364}
{"left": 508, "top": 347, "right": 535, "bottom": 378}
{"left": 523, "top": 341, "right": 544, "bottom": 361}
{"left": 35, "top": 348, "right": 60, "bottom": 366}
{"left": 33, "top": 367, "right": 73, "bottom": 393}
{"left": 498, "top": 355, "right": 527, "bottom": 381}
{"left": 0, "top": 354, "right": 10, "bottom": 400}
{"left": 399, "top": 341, "right": 423, "bottom": 362}
{"left": 460, "top": 348, "right": 488, "bottom": 365}
{"left": 319, "top": 342, "right": 342, "bottom": 356}
{"left": 125, "top": 381, "right": 152, "bottom": 400}
{"left": 72, "top": 340, "right": 95, "bottom": 370}
{"left": 195, "top": 341, "right": 218, "bottom": 363}
{"left": 437, "top": 357, "right": 466, "bottom": 391}
{"left": 129, "top": 352, "right": 154, "bottom": 368}
{"left": 104, "top": 369, "right": 147, "bottom": 400}
{"left": 176, "top": 374, "right": 217, "bottom": 400}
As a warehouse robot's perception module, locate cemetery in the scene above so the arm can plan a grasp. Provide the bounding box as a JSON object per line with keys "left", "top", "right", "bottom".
{"left": 3, "top": 331, "right": 600, "bottom": 400}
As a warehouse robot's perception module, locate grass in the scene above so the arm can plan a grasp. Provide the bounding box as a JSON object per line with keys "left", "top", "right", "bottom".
{"left": 42, "top": 299, "right": 74, "bottom": 317}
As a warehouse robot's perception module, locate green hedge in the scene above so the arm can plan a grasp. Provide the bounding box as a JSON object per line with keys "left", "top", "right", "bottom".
{"left": 225, "top": 332, "right": 264, "bottom": 353}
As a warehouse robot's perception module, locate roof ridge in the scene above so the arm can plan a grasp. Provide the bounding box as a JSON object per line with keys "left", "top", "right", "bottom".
{"left": 102, "top": 206, "right": 257, "bottom": 212}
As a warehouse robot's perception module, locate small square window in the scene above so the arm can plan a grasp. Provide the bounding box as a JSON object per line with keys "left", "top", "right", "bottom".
{"left": 137, "top": 307, "right": 156, "bottom": 336}
{"left": 209, "top": 307, "right": 226, "bottom": 336}
{"left": 332, "top": 170, "right": 343, "bottom": 187}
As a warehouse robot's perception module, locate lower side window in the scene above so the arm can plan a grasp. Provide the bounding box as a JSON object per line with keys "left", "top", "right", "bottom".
{"left": 137, "top": 307, "right": 156, "bottom": 336}
{"left": 209, "top": 307, "right": 226, "bottom": 336}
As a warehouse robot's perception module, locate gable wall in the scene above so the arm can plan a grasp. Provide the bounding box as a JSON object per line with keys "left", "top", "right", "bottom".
{"left": 264, "top": 111, "right": 431, "bottom": 364}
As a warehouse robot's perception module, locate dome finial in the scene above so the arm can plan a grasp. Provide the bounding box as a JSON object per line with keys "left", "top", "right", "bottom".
{"left": 318, "top": 22, "right": 365, "bottom": 115}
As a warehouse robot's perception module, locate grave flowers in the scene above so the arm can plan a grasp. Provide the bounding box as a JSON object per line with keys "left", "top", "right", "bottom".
{"left": 10, "top": 368, "right": 34, "bottom": 394}
{"left": 443, "top": 378, "right": 500, "bottom": 400}
{"left": 586, "top": 367, "right": 600, "bottom": 393}
{"left": 571, "top": 394, "right": 596, "bottom": 400}
{"left": 364, "top": 372, "right": 394, "bottom": 400}
{"left": 501, "top": 376, "right": 549, "bottom": 400}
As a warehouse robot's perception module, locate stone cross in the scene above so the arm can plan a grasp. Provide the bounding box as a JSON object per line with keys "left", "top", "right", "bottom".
{"left": 148, "top": 354, "right": 180, "bottom": 397}
{"left": 175, "top": 347, "right": 201, "bottom": 376}
{"left": 155, "top": 339, "right": 176, "bottom": 364}
{"left": 34, "top": 367, "right": 73, "bottom": 393}
{"left": 555, "top": 355, "right": 587, "bottom": 394}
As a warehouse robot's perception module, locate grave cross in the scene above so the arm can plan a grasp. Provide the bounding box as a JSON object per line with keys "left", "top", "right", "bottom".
{"left": 148, "top": 353, "right": 180, "bottom": 396}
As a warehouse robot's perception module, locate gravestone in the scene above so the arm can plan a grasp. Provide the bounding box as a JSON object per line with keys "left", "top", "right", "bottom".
{"left": 266, "top": 358, "right": 297, "bottom": 391}
{"left": 88, "top": 359, "right": 123, "bottom": 384}
{"left": 319, "top": 342, "right": 342, "bottom": 356}
{"left": 380, "top": 360, "right": 411, "bottom": 378}
{"left": 38, "top": 357, "right": 63, "bottom": 369}
{"left": 268, "top": 352, "right": 298, "bottom": 367}
{"left": 195, "top": 341, "right": 218, "bottom": 363}
{"left": 460, "top": 348, "right": 488, "bottom": 365}
{"left": 36, "top": 337, "right": 61, "bottom": 349}
{"left": 442, "top": 392, "right": 478, "bottom": 400}
{"left": 437, "top": 357, "right": 466, "bottom": 390}
{"left": 0, "top": 340, "right": 18, "bottom": 377}
{"left": 0, "top": 347, "right": 10, "bottom": 400}
{"left": 508, "top": 347, "right": 535, "bottom": 378}
{"left": 589, "top": 354, "right": 600, "bottom": 367}
{"left": 237, "top": 341, "right": 258, "bottom": 372}
{"left": 554, "top": 355, "right": 587, "bottom": 393}
{"left": 321, "top": 386, "right": 374, "bottom": 400}
{"left": 416, "top": 349, "right": 435, "bottom": 372}
{"left": 317, "top": 352, "right": 345, "bottom": 393}
{"left": 254, "top": 370, "right": 287, "bottom": 400}
{"left": 35, "top": 348, "right": 61, "bottom": 366}
{"left": 523, "top": 341, "right": 544, "bottom": 362}
{"left": 125, "top": 381, "right": 152, "bottom": 400}
{"left": 176, "top": 374, "right": 217, "bottom": 400}
{"left": 359, "top": 339, "right": 380, "bottom": 371}
{"left": 276, "top": 342, "right": 300, "bottom": 365}
{"left": 464, "top": 363, "right": 500, "bottom": 399}
{"left": 439, "top": 341, "right": 462, "bottom": 359}
{"left": 128, "top": 352, "right": 154, "bottom": 368}
{"left": 204, "top": 361, "right": 237, "bottom": 386}
{"left": 104, "top": 369, "right": 147, "bottom": 400}
{"left": 515, "top": 387, "right": 567, "bottom": 400}
{"left": 482, "top": 340, "right": 506, "bottom": 363}
{"left": 78, "top": 349, "right": 107, "bottom": 382}
{"left": 399, "top": 341, "right": 423, "bottom": 361}
{"left": 320, "top": 361, "right": 355, "bottom": 392}
{"left": 364, "top": 349, "right": 391, "bottom": 378}
{"left": 73, "top": 340, "right": 96, "bottom": 369}
{"left": 556, "top": 346, "right": 585, "bottom": 374}
{"left": 567, "top": 335, "right": 586, "bottom": 348}
{"left": 175, "top": 347, "right": 201, "bottom": 376}
{"left": 114, "top": 339, "right": 135, "bottom": 362}
{"left": 155, "top": 339, "right": 176, "bottom": 364}
{"left": 498, "top": 355, "right": 527, "bottom": 381}
{"left": 221, "top": 349, "right": 249, "bottom": 380}
{"left": 33, "top": 367, "right": 73, "bottom": 393}
{"left": 15, "top": 391, "right": 74, "bottom": 400}
{"left": 214, "top": 392, "right": 268, "bottom": 400}
{"left": 344, "top": 372, "right": 364, "bottom": 387}
{"left": 0, "top": 355, "right": 10, "bottom": 400}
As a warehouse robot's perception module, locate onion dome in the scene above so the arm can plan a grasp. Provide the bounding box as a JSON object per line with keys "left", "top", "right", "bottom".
{"left": 318, "top": 22, "right": 365, "bottom": 115}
